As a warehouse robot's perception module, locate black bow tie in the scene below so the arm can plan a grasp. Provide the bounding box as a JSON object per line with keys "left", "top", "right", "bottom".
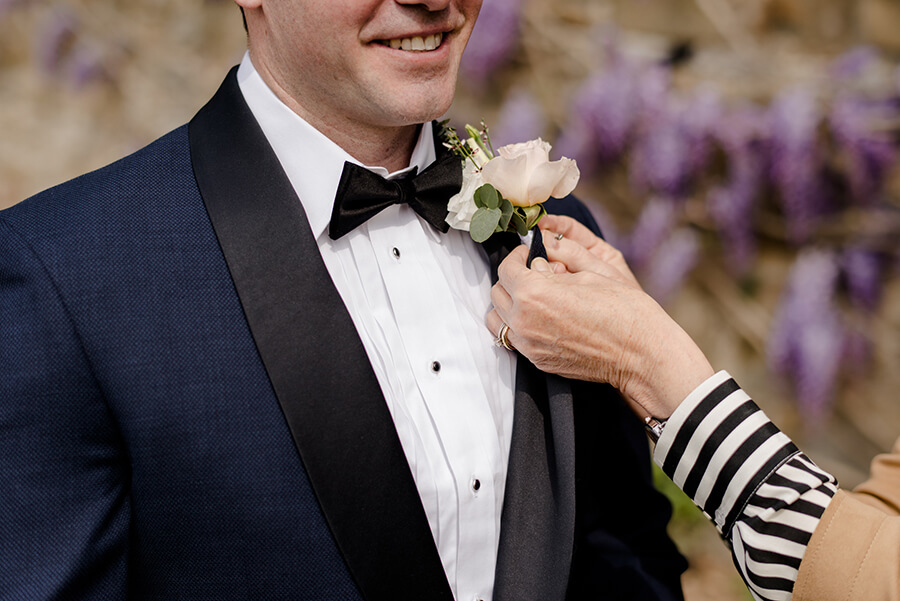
{"left": 328, "top": 150, "right": 462, "bottom": 240}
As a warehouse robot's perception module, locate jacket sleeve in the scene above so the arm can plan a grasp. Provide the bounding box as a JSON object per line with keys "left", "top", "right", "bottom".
{"left": 568, "top": 381, "right": 688, "bottom": 601}
{"left": 793, "top": 438, "right": 900, "bottom": 601}
{"left": 0, "top": 216, "right": 130, "bottom": 600}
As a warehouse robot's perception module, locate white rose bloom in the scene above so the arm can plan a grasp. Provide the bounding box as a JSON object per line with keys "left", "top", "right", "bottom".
{"left": 445, "top": 158, "right": 485, "bottom": 231}
{"left": 480, "top": 138, "right": 580, "bottom": 207}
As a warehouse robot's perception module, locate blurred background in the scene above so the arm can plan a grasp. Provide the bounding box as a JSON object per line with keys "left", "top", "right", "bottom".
{"left": 3, "top": 0, "right": 900, "bottom": 599}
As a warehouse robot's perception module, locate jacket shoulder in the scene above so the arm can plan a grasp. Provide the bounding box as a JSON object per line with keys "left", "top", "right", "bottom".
{"left": 0, "top": 125, "right": 193, "bottom": 241}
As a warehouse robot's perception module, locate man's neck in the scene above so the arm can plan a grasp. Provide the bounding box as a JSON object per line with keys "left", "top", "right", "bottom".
{"left": 252, "top": 57, "right": 419, "bottom": 173}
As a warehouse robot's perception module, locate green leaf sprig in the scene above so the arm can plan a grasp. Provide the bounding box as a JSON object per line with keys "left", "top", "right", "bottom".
{"left": 441, "top": 120, "right": 547, "bottom": 244}
{"left": 469, "top": 184, "right": 546, "bottom": 243}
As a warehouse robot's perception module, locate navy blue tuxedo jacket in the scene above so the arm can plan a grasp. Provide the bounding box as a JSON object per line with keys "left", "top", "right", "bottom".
{"left": 0, "top": 68, "right": 686, "bottom": 600}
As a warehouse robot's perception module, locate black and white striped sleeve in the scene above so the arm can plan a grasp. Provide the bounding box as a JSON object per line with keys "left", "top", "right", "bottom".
{"left": 652, "top": 371, "right": 839, "bottom": 601}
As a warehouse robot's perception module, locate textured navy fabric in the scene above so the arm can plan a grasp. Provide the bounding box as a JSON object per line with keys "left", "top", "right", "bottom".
{"left": 0, "top": 105, "right": 685, "bottom": 599}
{"left": 0, "top": 127, "right": 362, "bottom": 600}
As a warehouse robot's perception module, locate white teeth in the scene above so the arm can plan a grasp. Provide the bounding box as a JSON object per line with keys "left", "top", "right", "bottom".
{"left": 383, "top": 32, "right": 443, "bottom": 52}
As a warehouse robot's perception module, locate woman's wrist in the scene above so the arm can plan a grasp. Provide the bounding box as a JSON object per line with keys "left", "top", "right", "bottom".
{"left": 630, "top": 329, "right": 715, "bottom": 420}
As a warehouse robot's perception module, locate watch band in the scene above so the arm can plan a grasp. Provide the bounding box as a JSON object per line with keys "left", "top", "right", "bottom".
{"left": 644, "top": 415, "right": 667, "bottom": 444}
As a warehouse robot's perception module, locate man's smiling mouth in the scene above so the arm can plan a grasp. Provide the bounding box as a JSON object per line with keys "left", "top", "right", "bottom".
{"left": 377, "top": 33, "right": 443, "bottom": 52}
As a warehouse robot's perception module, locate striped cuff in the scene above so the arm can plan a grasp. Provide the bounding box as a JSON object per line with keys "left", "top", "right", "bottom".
{"left": 654, "top": 371, "right": 802, "bottom": 535}
{"left": 653, "top": 371, "right": 838, "bottom": 601}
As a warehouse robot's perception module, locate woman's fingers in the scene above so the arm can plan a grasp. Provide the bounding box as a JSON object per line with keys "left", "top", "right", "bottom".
{"left": 539, "top": 214, "right": 599, "bottom": 249}
{"left": 543, "top": 236, "right": 638, "bottom": 288}
{"left": 540, "top": 214, "right": 640, "bottom": 287}
{"left": 496, "top": 245, "right": 537, "bottom": 297}
{"left": 490, "top": 279, "right": 513, "bottom": 322}
{"left": 485, "top": 308, "right": 504, "bottom": 344}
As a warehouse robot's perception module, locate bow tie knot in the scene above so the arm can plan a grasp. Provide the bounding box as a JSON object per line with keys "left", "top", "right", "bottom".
{"left": 392, "top": 175, "right": 416, "bottom": 208}
{"left": 328, "top": 150, "right": 462, "bottom": 240}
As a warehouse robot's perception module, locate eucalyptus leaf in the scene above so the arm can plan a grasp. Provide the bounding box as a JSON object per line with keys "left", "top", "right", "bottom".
{"left": 474, "top": 184, "right": 501, "bottom": 210}
{"left": 470, "top": 207, "right": 503, "bottom": 243}
{"left": 498, "top": 197, "right": 514, "bottom": 231}
{"left": 510, "top": 212, "right": 528, "bottom": 237}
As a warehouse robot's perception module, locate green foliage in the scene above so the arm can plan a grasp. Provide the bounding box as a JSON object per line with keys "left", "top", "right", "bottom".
{"left": 499, "top": 197, "right": 513, "bottom": 231}
{"left": 509, "top": 212, "right": 528, "bottom": 236}
{"left": 474, "top": 184, "right": 501, "bottom": 209}
{"left": 470, "top": 184, "right": 539, "bottom": 242}
{"left": 522, "top": 204, "right": 546, "bottom": 230}
{"left": 471, "top": 207, "right": 503, "bottom": 243}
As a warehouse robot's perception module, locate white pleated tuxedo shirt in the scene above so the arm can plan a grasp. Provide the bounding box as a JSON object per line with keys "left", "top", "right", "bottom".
{"left": 237, "top": 54, "right": 516, "bottom": 601}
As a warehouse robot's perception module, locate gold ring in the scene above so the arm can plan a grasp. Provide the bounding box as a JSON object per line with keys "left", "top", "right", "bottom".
{"left": 494, "top": 322, "right": 515, "bottom": 351}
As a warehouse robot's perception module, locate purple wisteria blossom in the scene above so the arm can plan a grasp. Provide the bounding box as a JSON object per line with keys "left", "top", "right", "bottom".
{"left": 634, "top": 62, "right": 671, "bottom": 119}
{"left": 768, "top": 89, "right": 826, "bottom": 243}
{"left": 767, "top": 250, "right": 846, "bottom": 420}
{"left": 624, "top": 197, "right": 677, "bottom": 269}
{"left": 628, "top": 84, "right": 720, "bottom": 198}
{"left": 829, "top": 46, "right": 879, "bottom": 81}
{"left": 555, "top": 60, "right": 640, "bottom": 171}
{"left": 629, "top": 106, "right": 694, "bottom": 198}
{"left": 840, "top": 246, "right": 884, "bottom": 311}
{"left": 643, "top": 228, "right": 700, "bottom": 304}
{"left": 707, "top": 185, "right": 755, "bottom": 274}
{"left": 829, "top": 96, "right": 897, "bottom": 205}
{"left": 0, "top": 0, "right": 28, "bottom": 19}
{"left": 459, "top": 0, "right": 523, "bottom": 86}
{"left": 707, "top": 104, "right": 769, "bottom": 274}
{"left": 37, "top": 12, "right": 78, "bottom": 74}
{"left": 555, "top": 50, "right": 669, "bottom": 173}
{"left": 491, "top": 88, "right": 546, "bottom": 147}
{"left": 680, "top": 87, "right": 723, "bottom": 174}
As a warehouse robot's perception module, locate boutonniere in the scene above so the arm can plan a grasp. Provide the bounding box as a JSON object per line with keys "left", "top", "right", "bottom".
{"left": 441, "top": 120, "right": 580, "bottom": 244}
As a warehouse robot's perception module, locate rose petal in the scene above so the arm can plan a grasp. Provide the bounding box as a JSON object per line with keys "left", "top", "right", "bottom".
{"left": 520, "top": 161, "right": 560, "bottom": 206}
{"left": 446, "top": 159, "right": 483, "bottom": 231}
{"left": 481, "top": 139, "right": 580, "bottom": 208}
{"left": 549, "top": 157, "right": 580, "bottom": 198}
{"left": 497, "top": 138, "right": 552, "bottom": 160}
{"left": 481, "top": 152, "right": 530, "bottom": 205}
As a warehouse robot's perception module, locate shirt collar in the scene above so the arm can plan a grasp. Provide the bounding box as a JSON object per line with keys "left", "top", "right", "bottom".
{"left": 236, "top": 52, "right": 437, "bottom": 239}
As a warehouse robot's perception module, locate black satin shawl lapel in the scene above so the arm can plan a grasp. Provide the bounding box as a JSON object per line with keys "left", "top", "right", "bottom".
{"left": 188, "top": 68, "right": 452, "bottom": 601}
{"left": 486, "top": 237, "right": 578, "bottom": 601}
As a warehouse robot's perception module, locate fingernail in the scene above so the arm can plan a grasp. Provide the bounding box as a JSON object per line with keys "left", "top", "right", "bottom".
{"left": 532, "top": 259, "right": 551, "bottom": 273}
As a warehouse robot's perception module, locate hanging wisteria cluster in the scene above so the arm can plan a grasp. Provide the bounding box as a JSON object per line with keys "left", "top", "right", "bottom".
{"left": 466, "top": 17, "right": 900, "bottom": 418}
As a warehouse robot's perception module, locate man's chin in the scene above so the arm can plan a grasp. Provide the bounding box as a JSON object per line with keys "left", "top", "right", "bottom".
{"left": 373, "top": 94, "right": 455, "bottom": 128}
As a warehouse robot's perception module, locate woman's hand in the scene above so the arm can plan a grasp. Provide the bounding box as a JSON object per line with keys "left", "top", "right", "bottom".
{"left": 486, "top": 216, "right": 714, "bottom": 419}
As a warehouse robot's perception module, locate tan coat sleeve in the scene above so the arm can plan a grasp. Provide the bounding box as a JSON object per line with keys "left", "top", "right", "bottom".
{"left": 794, "top": 437, "right": 900, "bottom": 601}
